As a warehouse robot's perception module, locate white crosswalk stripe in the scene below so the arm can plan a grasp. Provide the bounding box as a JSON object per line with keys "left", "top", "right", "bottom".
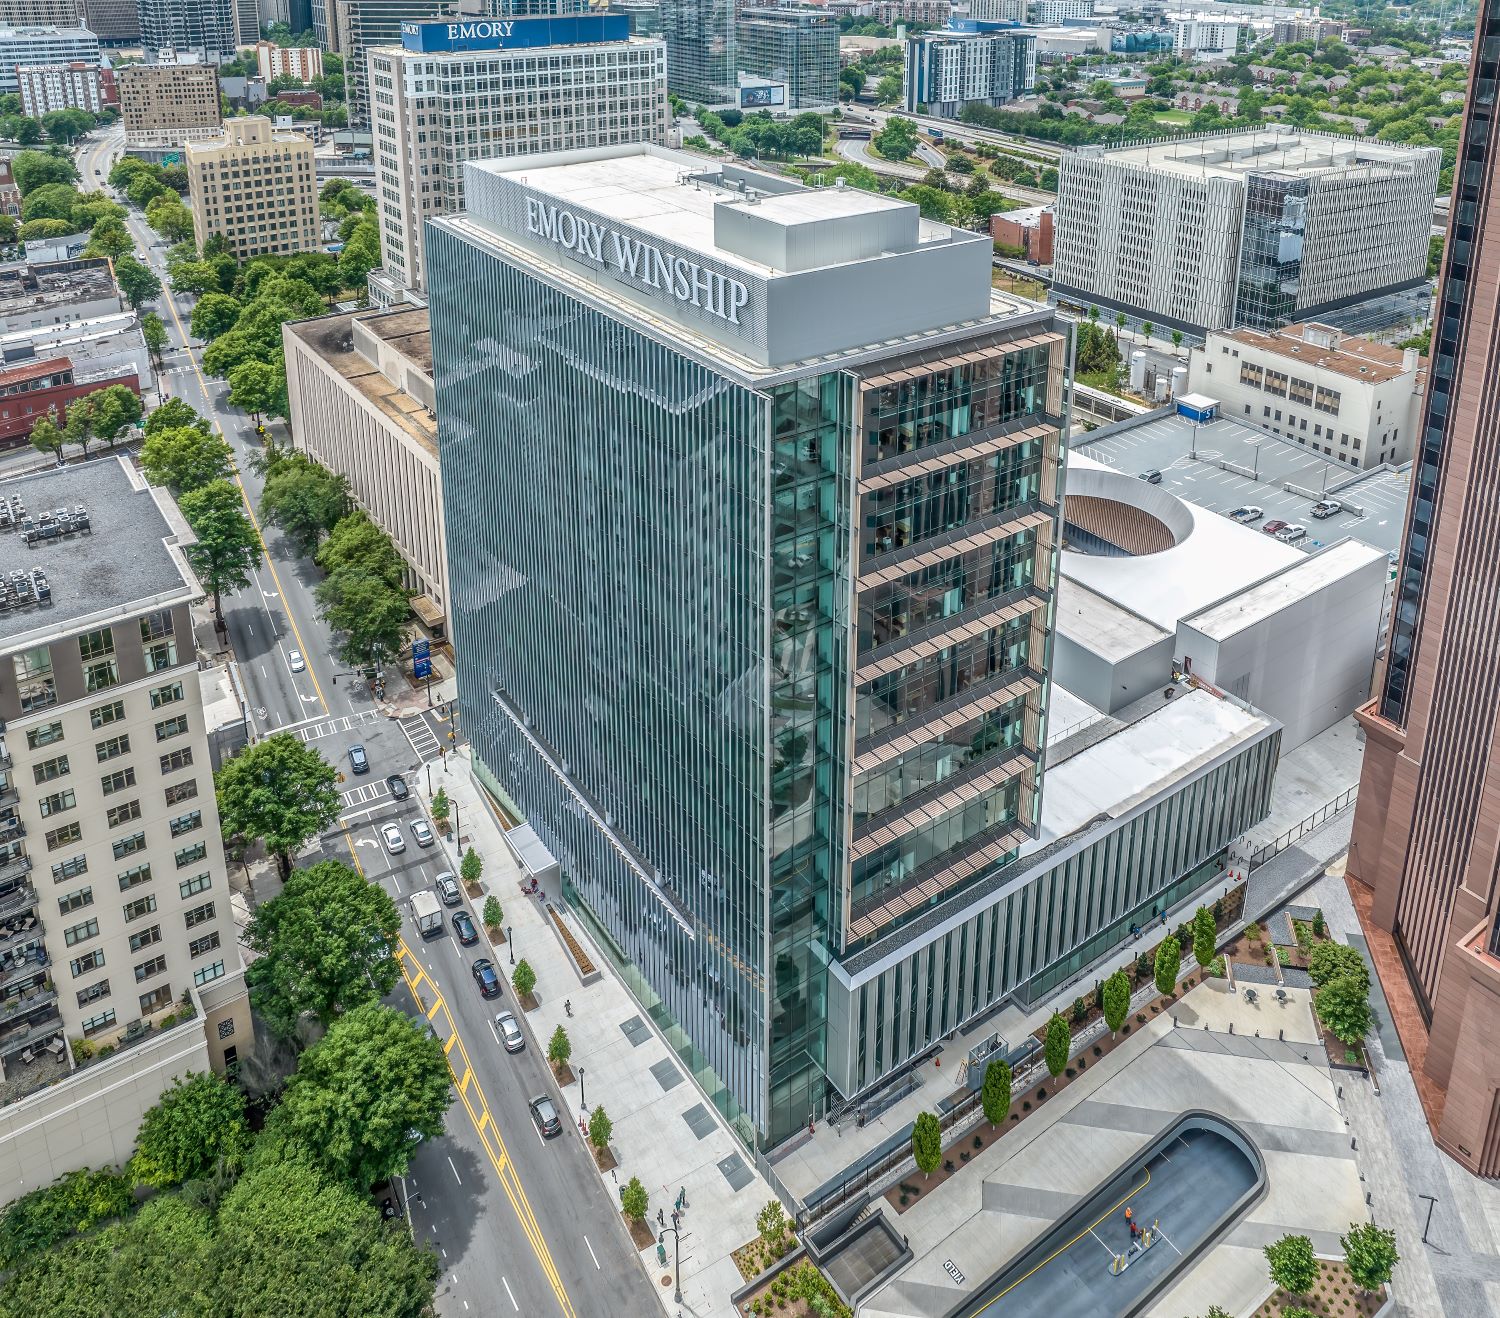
{"left": 296, "top": 709, "right": 381, "bottom": 743}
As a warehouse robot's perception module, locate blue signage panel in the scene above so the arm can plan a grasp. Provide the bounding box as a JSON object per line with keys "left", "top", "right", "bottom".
{"left": 414, "top": 658, "right": 432, "bottom": 678}
{"left": 412, "top": 638, "right": 431, "bottom": 660}
{"left": 400, "top": 14, "right": 629, "bottom": 53}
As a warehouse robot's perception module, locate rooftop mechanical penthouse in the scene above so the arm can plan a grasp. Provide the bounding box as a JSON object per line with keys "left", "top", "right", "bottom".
{"left": 426, "top": 144, "right": 1071, "bottom": 1146}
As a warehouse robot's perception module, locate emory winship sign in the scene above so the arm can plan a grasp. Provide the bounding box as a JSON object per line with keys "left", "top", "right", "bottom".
{"left": 525, "top": 197, "right": 751, "bottom": 328}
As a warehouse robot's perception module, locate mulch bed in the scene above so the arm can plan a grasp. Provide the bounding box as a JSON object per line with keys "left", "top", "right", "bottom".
{"left": 551, "top": 1061, "right": 575, "bottom": 1086}
{"left": 593, "top": 1145, "right": 618, "bottom": 1173}
{"left": 1313, "top": 1014, "right": 1368, "bottom": 1071}
{"left": 1256, "top": 1259, "right": 1384, "bottom": 1317}
{"left": 517, "top": 991, "right": 539, "bottom": 1012}
{"left": 486, "top": 925, "right": 506, "bottom": 945}
{"left": 885, "top": 976, "right": 1202, "bottom": 1214}
{"left": 625, "top": 1214, "right": 655, "bottom": 1250}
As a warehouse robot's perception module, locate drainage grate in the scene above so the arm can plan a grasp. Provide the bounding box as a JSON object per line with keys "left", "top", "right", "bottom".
{"left": 619, "top": 1015, "right": 651, "bottom": 1046}
{"left": 718, "top": 1152, "right": 754, "bottom": 1192}
{"left": 650, "top": 1058, "right": 685, "bottom": 1092}
{"left": 682, "top": 1103, "right": 716, "bottom": 1140}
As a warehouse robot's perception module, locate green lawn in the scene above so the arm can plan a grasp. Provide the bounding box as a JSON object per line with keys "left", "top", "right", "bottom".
{"left": 1153, "top": 110, "right": 1193, "bottom": 125}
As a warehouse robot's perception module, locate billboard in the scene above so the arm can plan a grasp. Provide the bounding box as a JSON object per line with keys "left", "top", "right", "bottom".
{"left": 740, "top": 83, "right": 785, "bottom": 108}
{"left": 400, "top": 14, "right": 628, "bottom": 53}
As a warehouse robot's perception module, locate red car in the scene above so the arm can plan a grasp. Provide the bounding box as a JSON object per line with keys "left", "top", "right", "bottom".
{"left": 1262, "top": 519, "right": 1289, "bottom": 535}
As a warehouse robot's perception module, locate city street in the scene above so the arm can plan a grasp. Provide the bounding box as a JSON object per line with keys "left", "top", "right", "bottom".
{"left": 74, "top": 131, "right": 661, "bottom": 1318}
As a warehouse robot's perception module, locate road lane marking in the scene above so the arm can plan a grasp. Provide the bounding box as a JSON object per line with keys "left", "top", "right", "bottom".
{"left": 344, "top": 828, "right": 576, "bottom": 1318}
{"left": 585, "top": 1236, "right": 600, "bottom": 1270}
{"left": 503, "top": 1277, "right": 519, "bottom": 1311}
{"left": 448, "top": 1157, "right": 462, "bottom": 1186}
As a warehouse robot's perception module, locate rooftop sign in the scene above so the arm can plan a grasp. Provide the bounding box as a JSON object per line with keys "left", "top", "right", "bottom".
{"left": 399, "top": 14, "right": 629, "bottom": 53}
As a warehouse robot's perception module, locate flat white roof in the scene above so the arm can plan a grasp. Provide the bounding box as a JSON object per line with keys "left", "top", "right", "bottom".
{"left": 1055, "top": 577, "right": 1171, "bottom": 661}
{"left": 1030, "top": 688, "right": 1273, "bottom": 849}
{"left": 1101, "top": 128, "right": 1433, "bottom": 181}
{"left": 475, "top": 149, "right": 926, "bottom": 280}
{"left": 1182, "top": 537, "right": 1389, "bottom": 640}
{"left": 1047, "top": 682, "right": 1110, "bottom": 746}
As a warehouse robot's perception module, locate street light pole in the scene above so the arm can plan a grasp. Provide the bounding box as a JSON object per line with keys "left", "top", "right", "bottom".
{"left": 579, "top": 1065, "right": 586, "bottom": 1112}
{"left": 1419, "top": 1193, "right": 1438, "bottom": 1244}
{"left": 658, "top": 1225, "right": 682, "bottom": 1304}
{"left": 507, "top": 927, "right": 513, "bottom": 965}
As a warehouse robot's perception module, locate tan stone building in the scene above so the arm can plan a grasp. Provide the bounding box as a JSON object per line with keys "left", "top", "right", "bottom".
{"left": 0, "top": 456, "right": 253, "bottom": 1203}
{"left": 255, "top": 39, "right": 322, "bottom": 83}
{"left": 283, "top": 308, "right": 448, "bottom": 632}
{"left": 186, "top": 117, "right": 321, "bottom": 261}
{"left": 117, "top": 59, "right": 222, "bottom": 149}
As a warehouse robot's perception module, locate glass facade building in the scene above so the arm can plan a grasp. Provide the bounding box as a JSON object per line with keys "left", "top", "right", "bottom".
{"left": 428, "top": 146, "right": 1073, "bottom": 1147}
{"left": 658, "top": 0, "right": 736, "bottom": 103}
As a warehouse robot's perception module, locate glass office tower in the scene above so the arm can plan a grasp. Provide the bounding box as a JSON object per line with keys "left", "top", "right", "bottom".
{"left": 428, "top": 145, "right": 1068, "bottom": 1147}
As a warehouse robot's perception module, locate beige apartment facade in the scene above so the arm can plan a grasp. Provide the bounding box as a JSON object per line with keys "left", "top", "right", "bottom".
{"left": 117, "top": 59, "right": 222, "bottom": 148}
{"left": 186, "top": 116, "right": 320, "bottom": 261}
{"left": 0, "top": 457, "right": 252, "bottom": 1200}
{"left": 283, "top": 308, "right": 448, "bottom": 629}
{"left": 255, "top": 39, "right": 322, "bottom": 82}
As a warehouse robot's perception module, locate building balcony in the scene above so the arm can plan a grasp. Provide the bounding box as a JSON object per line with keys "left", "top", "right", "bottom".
{"left": 0, "top": 852, "right": 31, "bottom": 887}
{"left": 0, "top": 780, "right": 16, "bottom": 810}
{"left": 0, "top": 984, "right": 58, "bottom": 1037}
{"left": 1460, "top": 919, "right": 1500, "bottom": 990}
{"left": 0, "top": 880, "right": 37, "bottom": 925}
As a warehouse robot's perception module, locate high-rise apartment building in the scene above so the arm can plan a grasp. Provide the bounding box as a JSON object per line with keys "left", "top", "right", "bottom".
{"left": 427, "top": 144, "right": 1069, "bottom": 1145}
{"left": 118, "top": 58, "right": 222, "bottom": 148}
{"left": 338, "top": 0, "right": 590, "bottom": 128}
{"left": 0, "top": 27, "right": 100, "bottom": 94}
{"left": 658, "top": 0, "right": 735, "bottom": 104}
{"left": 367, "top": 16, "right": 668, "bottom": 305}
{"left": 138, "top": 0, "right": 238, "bottom": 60}
{"left": 904, "top": 21, "right": 1035, "bottom": 119}
{"left": 186, "top": 116, "right": 320, "bottom": 260}
{"left": 0, "top": 457, "right": 251, "bottom": 1120}
{"left": 1054, "top": 128, "right": 1441, "bottom": 334}
{"left": 735, "top": 7, "right": 837, "bottom": 109}
{"left": 1349, "top": 23, "right": 1500, "bottom": 1178}
{"left": 17, "top": 60, "right": 114, "bottom": 115}
{"left": 255, "top": 38, "right": 322, "bottom": 82}
{"left": 78, "top": 0, "right": 139, "bottom": 43}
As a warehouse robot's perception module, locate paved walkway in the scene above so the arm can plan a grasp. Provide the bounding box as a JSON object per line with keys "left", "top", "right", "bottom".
{"left": 423, "top": 746, "right": 768, "bottom": 1318}
{"left": 1307, "top": 867, "right": 1500, "bottom": 1318}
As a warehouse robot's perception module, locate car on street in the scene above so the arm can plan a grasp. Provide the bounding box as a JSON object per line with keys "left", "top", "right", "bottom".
{"left": 349, "top": 744, "right": 369, "bottom": 775}
{"left": 495, "top": 1011, "right": 525, "bottom": 1053}
{"left": 436, "top": 872, "right": 461, "bottom": 906}
{"left": 287, "top": 649, "right": 305, "bottom": 672}
{"left": 528, "top": 1094, "right": 562, "bottom": 1138}
{"left": 410, "top": 818, "right": 435, "bottom": 848}
{"left": 386, "top": 774, "right": 409, "bottom": 801}
{"left": 452, "top": 911, "right": 478, "bottom": 945}
{"left": 1138, "top": 469, "right": 1163, "bottom": 484}
{"left": 1274, "top": 523, "right": 1308, "bottom": 543}
{"left": 381, "top": 823, "right": 405, "bottom": 854}
{"left": 1311, "top": 499, "right": 1343, "bottom": 519}
{"left": 1261, "top": 519, "right": 1289, "bottom": 536}
{"left": 472, "top": 957, "right": 502, "bottom": 999}
{"left": 1227, "top": 506, "right": 1263, "bottom": 523}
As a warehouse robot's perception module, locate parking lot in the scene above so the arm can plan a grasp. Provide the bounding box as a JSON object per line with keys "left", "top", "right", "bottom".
{"left": 1072, "top": 413, "right": 1411, "bottom": 558}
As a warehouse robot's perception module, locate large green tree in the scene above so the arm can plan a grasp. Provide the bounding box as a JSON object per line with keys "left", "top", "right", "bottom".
{"left": 144, "top": 396, "right": 210, "bottom": 437}
{"left": 1264, "top": 1233, "right": 1319, "bottom": 1295}
{"left": 191, "top": 291, "right": 243, "bottom": 341}
{"left": 245, "top": 860, "right": 402, "bottom": 1039}
{"left": 178, "top": 480, "right": 261, "bottom": 626}
{"left": 315, "top": 565, "right": 409, "bottom": 669}
{"left": 1341, "top": 1221, "right": 1398, "bottom": 1292}
{"left": 86, "top": 383, "right": 142, "bottom": 448}
{"left": 273, "top": 1003, "right": 450, "bottom": 1189}
{"left": 19, "top": 181, "right": 81, "bottom": 223}
{"left": 113, "top": 253, "right": 161, "bottom": 309}
{"left": 911, "top": 1110, "right": 941, "bottom": 1177}
{"left": 259, "top": 454, "right": 350, "bottom": 554}
{"left": 1314, "top": 974, "right": 1372, "bottom": 1045}
{"left": 316, "top": 511, "right": 404, "bottom": 586}
{"left": 11, "top": 148, "right": 77, "bottom": 194}
{"left": 227, "top": 359, "right": 279, "bottom": 422}
{"left": 140, "top": 311, "right": 169, "bottom": 365}
{"left": 1308, "top": 941, "right": 1369, "bottom": 990}
{"left": 214, "top": 732, "right": 342, "bottom": 879}
{"left": 141, "top": 424, "right": 234, "bottom": 493}
{"left": 129, "top": 1072, "right": 250, "bottom": 1189}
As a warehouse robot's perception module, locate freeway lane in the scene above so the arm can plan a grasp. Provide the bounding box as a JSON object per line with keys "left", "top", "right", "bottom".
{"left": 77, "top": 138, "right": 661, "bottom": 1318}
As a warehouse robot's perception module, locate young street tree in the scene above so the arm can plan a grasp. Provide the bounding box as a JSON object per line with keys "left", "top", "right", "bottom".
{"left": 621, "top": 1176, "right": 649, "bottom": 1224}
{"left": 273, "top": 1002, "right": 450, "bottom": 1189}
{"left": 1154, "top": 935, "right": 1182, "bottom": 997}
{"left": 1192, "top": 905, "right": 1217, "bottom": 972}
{"left": 1340, "top": 1221, "right": 1398, "bottom": 1292}
{"left": 141, "top": 424, "right": 234, "bottom": 494}
{"left": 512, "top": 958, "right": 537, "bottom": 1001}
{"left": 756, "top": 1199, "right": 787, "bottom": 1255}
{"left": 482, "top": 894, "right": 502, "bottom": 932}
{"left": 1043, "top": 1011, "right": 1070, "bottom": 1077}
{"left": 546, "top": 1025, "right": 571, "bottom": 1070}
{"left": 912, "top": 1110, "right": 942, "bottom": 1178}
{"left": 28, "top": 411, "right": 66, "bottom": 464}
{"left": 244, "top": 860, "right": 402, "bottom": 1039}
{"left": 1314, "top": 974, "right": 1372, "bottom": 1044}
{"left": 128, "top": 1072, "right": 249, "bottom": 1189}
{"left": 1102, "top": 968, "right": 1131, "bottom": 1035}
{"left": 214, "top": 733, "right": 343, "bottom": 879}
{"left": 981, "top": 1059, "right": 1011, "bottom": 1126}
{"left": 1264, "top": 1233, "right": 1319, "bottom": 1296}
{"left": 177, "top": 480, "right": 261, "bottom": 626}
{"left": 461, "top": 846, "right": 483, "bottom": 888}
{"left": 588, "top": 1106, "right": 613, "bottom": 1159}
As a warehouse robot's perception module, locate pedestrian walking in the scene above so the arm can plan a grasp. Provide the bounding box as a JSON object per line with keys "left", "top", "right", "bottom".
{"left": 671, "top": 1209, "right": 680, "bottom": 1231}
{"left": 657, "top": 1208, "right": 665, "bottom": 1227}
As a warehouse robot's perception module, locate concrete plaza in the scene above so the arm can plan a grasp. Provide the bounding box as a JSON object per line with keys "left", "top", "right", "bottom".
{"left": 860, "top": 982, "right": 1368, "bottom": 1318}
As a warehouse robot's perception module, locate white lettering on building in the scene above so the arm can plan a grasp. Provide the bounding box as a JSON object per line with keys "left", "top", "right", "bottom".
{"left": 526, "top": 197, "right": 751, "bottom": 327}
{"left": 445, "top": 19, "right": 516, "bottom": 40}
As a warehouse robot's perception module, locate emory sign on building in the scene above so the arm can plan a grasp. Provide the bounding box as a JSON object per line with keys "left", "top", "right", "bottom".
{"left": 524, "top": 195, "right": 751, "bottom": 326}
{"left": 400, "top": 14, "right": 630, "bottom": 53}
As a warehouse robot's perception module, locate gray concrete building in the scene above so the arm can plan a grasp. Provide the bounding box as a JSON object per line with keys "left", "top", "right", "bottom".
{"left": 1053, "top": 128, "right": 1442, "bottom": 334}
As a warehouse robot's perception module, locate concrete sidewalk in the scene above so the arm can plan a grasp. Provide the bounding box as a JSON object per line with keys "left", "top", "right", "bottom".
{"left": 423, "top": 746, "right": 769, "bottom": 1318}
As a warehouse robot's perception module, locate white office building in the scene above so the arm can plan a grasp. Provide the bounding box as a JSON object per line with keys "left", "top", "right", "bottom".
{"left": 1187, "top": 322, "right": 1424, "bottom": 469}
{"left": 1053, "top": 127, "right": 1442, "bottom": 334}
{"left": 0, "top": 27, "right": 101, "bottom": 94}
{"left": 367, "top": 15, "right": 669, "bottom": 305}
{"left": 904, "top": 22, "right": 1036, "bottom": 119}
{"left": 1170, "top": 15, "right": 1252, "bottom": 59}
{"left": 1030, "top": 0, "right": 1092, "bottom": 22}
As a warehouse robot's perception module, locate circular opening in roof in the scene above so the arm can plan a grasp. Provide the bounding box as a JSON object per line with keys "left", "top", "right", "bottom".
{"left": 1061, "top": 469, "right": 1192, "bottom": 558}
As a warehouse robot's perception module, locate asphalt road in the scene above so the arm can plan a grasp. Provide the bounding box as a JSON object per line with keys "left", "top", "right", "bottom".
{"left": 76, "top": 132, "right": 661, "bottom": 1318}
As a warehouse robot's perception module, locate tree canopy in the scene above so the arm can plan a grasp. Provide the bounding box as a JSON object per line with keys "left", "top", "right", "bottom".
{"left": 258, "top": 451, "right": 350, "bottom": 554}
{"left": 214, "top": 733, "right": 342, "bottom": 878}
{"left": 141, "top": 423, "right": 235, "bottom": 493}
{"left": 245, "top": 860, "right": 402, "bottom": 1040}
{"left": 178, "top": 480, "right": 262, "bottom": 625}
{"left": 129, "top": 1072, "right": 250, "bottom": 1189}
